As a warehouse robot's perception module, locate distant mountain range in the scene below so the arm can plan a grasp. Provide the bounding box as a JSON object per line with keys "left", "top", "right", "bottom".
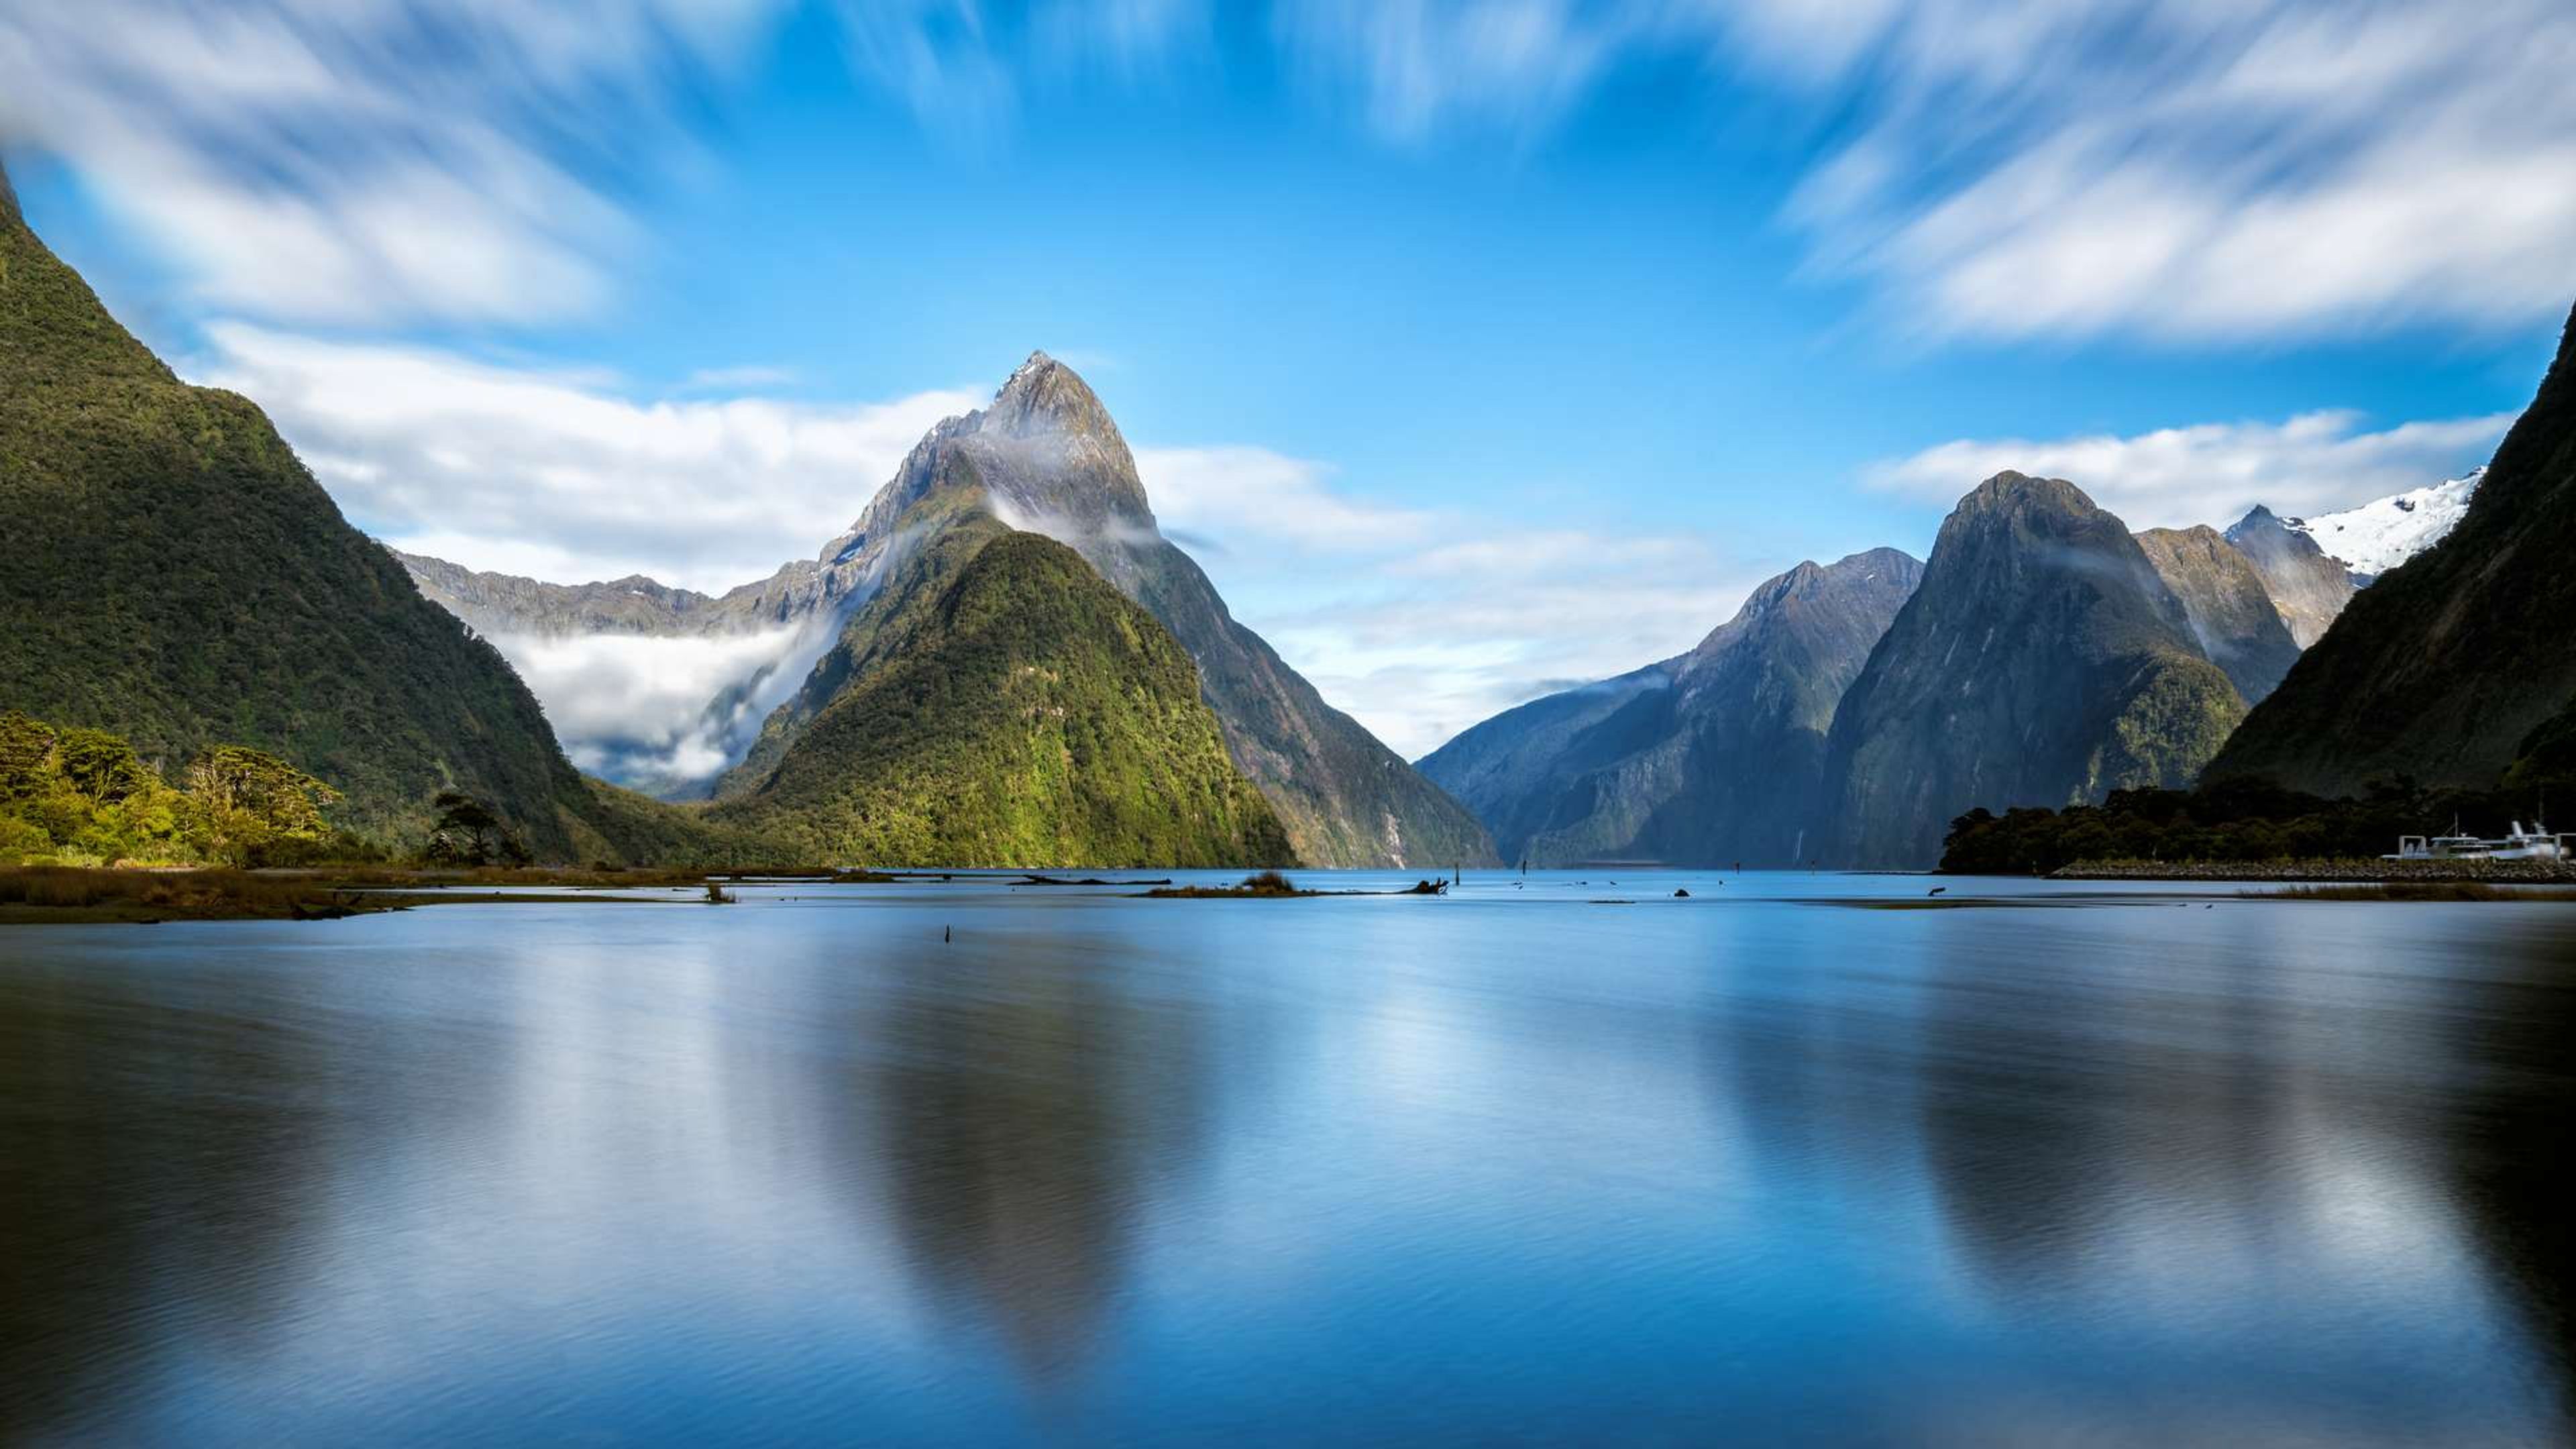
{"left": 1417, "top": 458, "right": 2484, "bottom": 869}
{"left": 403, "top": 353, "right": 1495, "bottom": 869}
{"left": 1419, "top": 550, "right": 1921, "bottom": 867}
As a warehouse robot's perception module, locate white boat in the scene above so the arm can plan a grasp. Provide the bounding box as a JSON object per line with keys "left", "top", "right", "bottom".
{"left": 2387, "top": 819, "right": 2574, "bottom": 861}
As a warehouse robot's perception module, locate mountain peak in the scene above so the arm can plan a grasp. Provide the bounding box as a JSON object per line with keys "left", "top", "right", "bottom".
{"left": 1960, "top": 470, "right": 2090, "bottom": 515}
{"left": 982, "top": 348, "right": 1118, "bottom": 444}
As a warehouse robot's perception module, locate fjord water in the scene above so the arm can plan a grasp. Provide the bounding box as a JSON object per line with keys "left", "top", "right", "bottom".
{"left": 3, "top": 875, "right": 2569, "bottom": 1445}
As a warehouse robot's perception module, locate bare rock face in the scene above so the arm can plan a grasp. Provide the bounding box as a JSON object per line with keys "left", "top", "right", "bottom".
{"left": 1417, "top": 549, "right": 1923, "bottom": 867}
{"left": 2208, "top": 304, "right": 2576, "bottom": 796}
{"left": 2221, "top": 506, "right": 2355, "bottom": 649}
{"left": 2133, "top": 525, "right": 2302, "bottom": 704}
{"left": 1820, "top": 473, "right": 2245, "bottom": 868}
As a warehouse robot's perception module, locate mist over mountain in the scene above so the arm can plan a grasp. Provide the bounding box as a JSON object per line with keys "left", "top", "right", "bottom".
{"left": 413, "top": 352, "right": 1493, "bottom": 867}
{"left": 1820, "top": 473, "right": 2245, "bottom": 867}
{"left": 707, "top": 522, "right": 1293, "bottom": 868}
{"left": 2132, "top": 525, "right": 2302, "bottom": 704}
{"left": 2220, "top": 506, "right": 2356, "bottom": 649}
{"left": 394, "top": 547, "right": 885, "bottom": 796}
{"left": 1417, "top": 549, "right": 1921, "bottom": 867}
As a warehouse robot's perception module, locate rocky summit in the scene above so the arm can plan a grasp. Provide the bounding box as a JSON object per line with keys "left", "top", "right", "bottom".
{"left": 1820, "top": 472, "right": 2245, "bottom": 867}
{"left": 715, "top": 353, "right": 1496, "bottom": 869}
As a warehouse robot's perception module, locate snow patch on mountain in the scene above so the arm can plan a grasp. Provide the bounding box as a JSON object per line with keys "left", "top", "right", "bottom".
{"left": 2283, "top": 468, "right": 2483, "bottom": 582}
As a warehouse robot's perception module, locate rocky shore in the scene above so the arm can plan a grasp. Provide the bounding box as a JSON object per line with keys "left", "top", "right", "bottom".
{"left": 2053, "top": 858, "right": 2576, "bottom": 883}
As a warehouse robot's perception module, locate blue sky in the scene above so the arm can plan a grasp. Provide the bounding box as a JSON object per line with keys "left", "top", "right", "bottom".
{"left": 5, "top": 1, "right": 2569, "bottom": 755}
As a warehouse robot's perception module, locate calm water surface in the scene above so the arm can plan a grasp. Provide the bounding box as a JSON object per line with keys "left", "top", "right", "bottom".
{"left": 2, "top": 872, "right": 2571, "bottom": 1445}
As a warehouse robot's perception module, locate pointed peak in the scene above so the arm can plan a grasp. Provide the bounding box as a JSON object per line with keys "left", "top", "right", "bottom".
{"left": 981, "top": 348, "right": 1118, "bottom": 443}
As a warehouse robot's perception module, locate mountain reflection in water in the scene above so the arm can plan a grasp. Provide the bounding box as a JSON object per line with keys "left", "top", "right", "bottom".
{"left": 0, "top": 873, "right": 2568, "bottom": 1444}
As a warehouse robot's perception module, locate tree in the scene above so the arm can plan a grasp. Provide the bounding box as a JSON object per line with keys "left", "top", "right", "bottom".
{"left": 186, "top": 745, "right": 341, "bottom": 837}
{"left": 184, "top": 745, "right": 343, "bottom": 863}
{"left": 55, "top": 727, "right": 150, "bottom": 804}
{"left": 424, "top": 792, "right": 530, "bottom": 866}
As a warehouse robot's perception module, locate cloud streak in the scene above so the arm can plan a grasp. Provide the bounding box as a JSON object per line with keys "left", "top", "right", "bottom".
{"left": 0, "top": 0, "right": 787, "bottom": 325}
{"left": 195, "top": 323, "right": 977, "bottom": 592}
{"left": 1750, "top": 0, "right": 2576, "bottom": 341}
{"left": 1864, "top": 409, "right": 2514, "bottom": 530}
{"left": 1277, "top": 0, "right": 2576, "bottom": 341}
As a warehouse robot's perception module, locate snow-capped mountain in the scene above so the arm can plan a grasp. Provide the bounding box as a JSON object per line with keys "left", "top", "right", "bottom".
{"left": 2282, "top": 468, "right": 2483, "bottom": 582}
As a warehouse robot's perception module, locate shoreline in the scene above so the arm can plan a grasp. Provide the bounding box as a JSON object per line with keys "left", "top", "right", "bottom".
{"left": 2049, "top": 859, "right": 2576, "bottom": 883}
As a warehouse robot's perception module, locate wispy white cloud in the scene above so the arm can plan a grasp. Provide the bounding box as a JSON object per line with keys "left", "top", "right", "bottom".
{"left": 1271, "top": 0, "right": 1646, "bottom": 144}
{"left": 1138, "top": 446, "right": 1436, "bottom": 552}
{"left": 193, "top": 323, "right": 977, "bottom": 592}
{"left": 0, "top": 1, "right": 1208, "bottom": 325}
{"left": 0, "top": 0, "right": 790, "bottom": 325}
{"left": 1747, "top": 0, "right": 2576, "bottom": 341}
{"left": 1864, "top": 409, "right": 2514, "bottom": 531}
{"left": 1269, "top": 0, "right": 2576, "bottom": 340}
{"left": 833, "top": 0, "right": 1207, "bottom": 142}
{"left": 1136, "top": 443, "right": 1762, "bottom": 757}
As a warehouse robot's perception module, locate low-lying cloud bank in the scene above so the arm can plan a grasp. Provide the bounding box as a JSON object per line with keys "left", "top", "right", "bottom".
{"left": 486, "top": 621, "right": 839, "bottom": 796}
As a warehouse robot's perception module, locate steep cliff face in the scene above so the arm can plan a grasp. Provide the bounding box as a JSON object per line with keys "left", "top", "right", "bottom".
{"left": 2133, "top": 526, "right": 2302, "bottom": 704}
{"left": 716, "top": 354, "right": 1496, "bottom": 868}
{"left": 2222, "top": 506, "right": 2355, "bottom": 649}
{"left": 0, "top": 162, "right": 603, "bottom": 854}
{"left": 709, "top": 525, "right": 1292, "bottom": 868}
{"left": 1821, "top": 473, "right": 2244, "bottom": 867}
{"left": 1418, "top": 550, "right": 1922, "bottom": 866}
{"left": 2206, "top": 305, "right": 2576, "bottom": 796}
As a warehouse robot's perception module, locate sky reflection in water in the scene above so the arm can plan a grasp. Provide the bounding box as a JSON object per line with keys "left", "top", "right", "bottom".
{"left": 0, "top": 874, "right": 2569, "bottom": 1445}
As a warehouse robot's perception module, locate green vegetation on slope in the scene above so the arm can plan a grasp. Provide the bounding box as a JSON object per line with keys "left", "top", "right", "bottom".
{"left": 2078, "top": 657, "right": 2247, "bottom": 801}
{"left": 0, "top": 165, "right": 602, "bottom": 855}
{"left": 714, "top": 526, "right": 1293, "bottom": 868}
{"left": 0, "top": 710, "right": 369, "bottom": 866}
